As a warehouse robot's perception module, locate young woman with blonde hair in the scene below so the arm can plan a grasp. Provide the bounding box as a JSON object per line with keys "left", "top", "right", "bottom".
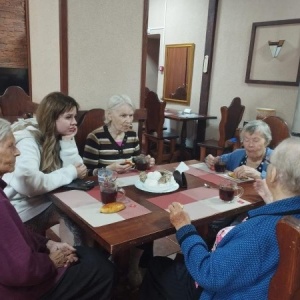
{"left": 3, "top": 92, "right": 87, "bottom": 245}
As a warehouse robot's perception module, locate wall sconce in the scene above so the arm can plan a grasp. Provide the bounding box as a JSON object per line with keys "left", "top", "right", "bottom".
{"left": 268, "top": 40, "right": 285, "bottom": 58}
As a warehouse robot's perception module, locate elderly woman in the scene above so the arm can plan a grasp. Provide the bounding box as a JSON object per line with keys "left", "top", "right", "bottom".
{"left": 139, "top": 137, "right": 300, "bottom": 300}
{"left": 83, "top": 94, "right": 154, "bottom": 175}
{"left": 0, "top": 118, "right": 115, "bottom": 300}
{"left": 205, "top": 119, "right": 272, "bottom": 179}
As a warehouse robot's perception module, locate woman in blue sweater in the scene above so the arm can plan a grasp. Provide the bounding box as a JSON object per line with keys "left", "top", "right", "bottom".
{"left": 206, "top": 120, "right": 273, "bottom": 179}
{"left": 139, "top": 137, "right": 300, "bottom": 300}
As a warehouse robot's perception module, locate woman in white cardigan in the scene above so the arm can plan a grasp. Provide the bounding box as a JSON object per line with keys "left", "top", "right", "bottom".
{"left": 3, "top": 92, "right": 87, "bottom": 245}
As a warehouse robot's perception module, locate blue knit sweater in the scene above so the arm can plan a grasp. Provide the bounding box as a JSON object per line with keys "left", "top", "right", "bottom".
{"left": 220, "top": 147, "right": 273, "bottom": 179}
{"left": 176, "top": 196, "right": 300, "bottom": 300}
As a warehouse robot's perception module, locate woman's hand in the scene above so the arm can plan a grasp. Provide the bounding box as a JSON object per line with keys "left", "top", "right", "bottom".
{"left": 46, "top": 240, "right": 76, "bottom": 253}
{"left": 233, "top": 165, "right": 261, "bottom": 179}
{"left": 205, "top": 154, "right": 217, "bottom": 170}
{"left": 254, "top": 179, "right": 273, "bottom": 203}
{"left": 107, "top": 161, "right": 132, "bottom": 173}
{"left": 147, "top": 155, "right": 155, "bottom": 167}
{"left": 61, "top": 126, "right": 78, "bottom": 140}
{"left": 168, "top": 202, "right": 191, "bottom": 230}
{"left": 75, "top": 163, "right": 87, "bottom": 179}
{"left": 49, "top": 250, "right": 78, "bottom": 268}
{"left": 47, "top": 241, "right": 78, "bottom": 268}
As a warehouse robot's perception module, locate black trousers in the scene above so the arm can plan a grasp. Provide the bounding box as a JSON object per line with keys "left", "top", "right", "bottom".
{"left": 139, "top": 256, "right": 202, "bottom": 300}
{"left": 41, "top": 246, "right": 116, "bottom": 300}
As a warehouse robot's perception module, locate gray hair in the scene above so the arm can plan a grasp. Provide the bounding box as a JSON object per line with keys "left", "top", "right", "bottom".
{"left": 240, "top": 120, "right": 272, "bottom": 146}
{"left": 270, "top": 137, "right": 300, "bottom": 194}
{"left": 0, "top": 118, "right": 13, "bottom": 142}
{"left": 105, "top": 94, "right": 135, "bottom": 125}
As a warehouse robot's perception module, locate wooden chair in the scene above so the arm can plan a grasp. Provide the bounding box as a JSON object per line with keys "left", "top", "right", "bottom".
{"left": 76, "top": 108, "right": 106, "bottom": 156}
{"left": 262, "top": 116, "right": 290, "bottom": 149}
{"left": 133, "top": 108, "right": 147, "bottom": 151}
{"left": 268, "top": 216, "right": 300, "bottom": 300}
{"left": 0, "top": 86, "right": 39, "bottom": 122}
{"left": 197, "top": 97, "right": 245, "bottom": 161}
{"left": 170, "top": 85, "right": 187, "bottom": 100}
{"left": 144, "top": 91, "right": 178, "bottom": 164}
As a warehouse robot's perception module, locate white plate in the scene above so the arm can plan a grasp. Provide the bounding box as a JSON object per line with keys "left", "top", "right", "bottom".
{"left": 134, "top": 180, "right": 179, "bottom": 193}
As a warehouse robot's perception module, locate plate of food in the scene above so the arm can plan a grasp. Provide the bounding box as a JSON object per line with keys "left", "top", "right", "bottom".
{"left": 134, "top": 170, "right": 179, "bottom": 193}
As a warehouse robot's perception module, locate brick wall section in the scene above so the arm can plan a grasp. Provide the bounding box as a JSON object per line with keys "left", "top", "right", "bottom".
{"left": 0, "top": 0, "right": 27, "bottom": 68}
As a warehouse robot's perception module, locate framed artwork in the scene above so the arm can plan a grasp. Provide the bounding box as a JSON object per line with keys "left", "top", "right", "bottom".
{"left": 245, "top": 19, "right": 300, "bottom": 86}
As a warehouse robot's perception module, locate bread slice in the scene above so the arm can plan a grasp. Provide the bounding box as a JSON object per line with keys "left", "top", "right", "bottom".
{"left": 228, "top": 171, "right": 248, "bottom": 180}
{"left": 100, "top": 202, "right": 126, "bottom": 214}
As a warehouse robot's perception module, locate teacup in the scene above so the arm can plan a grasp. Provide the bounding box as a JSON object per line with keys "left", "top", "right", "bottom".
{"left": 99, "top": 180, "right": 125, "bottom": 204}
{"left": 133, "top": 154, "right": 150, "bottom": 171}
{"left": 219, "top": 180, "right": 244, "bottom": 203}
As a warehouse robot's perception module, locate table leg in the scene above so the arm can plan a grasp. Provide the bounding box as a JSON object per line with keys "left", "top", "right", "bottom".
{"left": 171, "top": 120, "right": 192, "bottom": 162}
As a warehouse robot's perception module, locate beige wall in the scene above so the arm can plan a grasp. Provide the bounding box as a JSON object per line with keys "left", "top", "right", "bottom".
{"left": 149, "top": 0, "right": 300, "bottom": 141}
{"left": 146, "top": 37, "right": 160, "bottom": 91}
{"left": 28, "top": 0, "right": 60, "bottom": 102}
{"left": 68, "top": 0, "right": 144, "bottom": 110}
{"left": 29, "top": 0, "right": 144, "bottom": 109}
{"left": 208, "top": 0, "right": 300, "bottom": 138}
{"left": 28, "top": 0, "right": 299, "bottom": 141}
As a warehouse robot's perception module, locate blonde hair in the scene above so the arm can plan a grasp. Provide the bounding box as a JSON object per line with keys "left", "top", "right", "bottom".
{"left": 35, "top": 92, "right": 79, "bottom": 173}
{"left": 105, "top": 94, "right": 135, "bottom": 125}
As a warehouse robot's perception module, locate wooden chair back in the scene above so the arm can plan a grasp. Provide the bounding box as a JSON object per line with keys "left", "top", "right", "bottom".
{"left": 76, "top": 108, "right": 105, "bottom": 156}
{"left": 144, "top": 91, "right": 178, "bottom": 164}
{"left": 269, "top": 216, "right": 300, "bottom": 300}
{"left": 170, "top": 85, "right": 187, "bottom": 100}
{"left": 133, "top": 108, "right": 147, "bottom": 144}
{"left": 144, "top": 91, "right": 166, "bottom": 138}
{"left": 198, "top": 97, "right": 245, "bottom": 161}
{"left": 0, "top": 86, "right": 38, "bottom": 122}
{"left": 218, "top": 97, "right": 245, "bottom": 147}
{"left": 262, "top": 116, "right": 290, "bottom": 149}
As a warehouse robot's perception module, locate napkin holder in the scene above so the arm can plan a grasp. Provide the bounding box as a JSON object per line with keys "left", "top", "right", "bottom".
{"left": 173, "top": 170, "right": 187, "bottom": 188}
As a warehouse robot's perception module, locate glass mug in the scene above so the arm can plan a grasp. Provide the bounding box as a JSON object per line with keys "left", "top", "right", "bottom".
{"left": 219, "top": 180, "right": 244, "bottom": 203}
{"left": 133, "top": 154, "right": 150, "bottom": 171}
{"left": 99, "top": 180, "right": 126, "bottom": 204}
{"left": 97, "top": 168, "right": 117, "bottom": 184}
{"left": 214, "top": 157, "right": 226, "bottom": 173}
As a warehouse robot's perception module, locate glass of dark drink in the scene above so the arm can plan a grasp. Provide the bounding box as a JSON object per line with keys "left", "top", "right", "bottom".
{"left": 219, "top": 180, "right": 244, "bottom": 203}
{"left": 99, "top": 180, "right": 125, "bottom": 204}
{"left": 214, "top": 157, "right": 226, "bottom": 173}
{"left": 133, "top": 154, "right": 150, "bottom": 171}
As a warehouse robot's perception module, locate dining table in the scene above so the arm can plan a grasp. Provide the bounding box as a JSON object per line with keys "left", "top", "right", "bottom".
{"left": 164, "top": 109, "right": 217, "bottom": 161}
{"left": 51, "top": 160, "right": 264, "bottom": 256}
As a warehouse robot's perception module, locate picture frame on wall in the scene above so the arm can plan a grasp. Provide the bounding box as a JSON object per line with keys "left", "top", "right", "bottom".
{"left": 245, "top": 19, "right": 300, "bottom": 86}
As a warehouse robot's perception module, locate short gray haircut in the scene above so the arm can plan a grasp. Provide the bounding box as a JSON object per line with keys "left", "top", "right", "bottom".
{"left": 240, "top": 120, "right": 272, "bottom": 146}
{"left": 270, "top": 137, "right": 300, "bottom": 194}
{"left": 0, "top": 118, "right": 12, "bottom": 142}
{"left": 105, "top": 94, "right": 135, "bottom": 125}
